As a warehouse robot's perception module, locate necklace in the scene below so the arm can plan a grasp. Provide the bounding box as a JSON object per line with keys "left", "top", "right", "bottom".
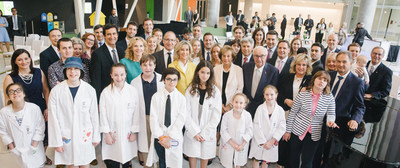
{"left": 19, "top": 73, "right": 33, "bottom": 84}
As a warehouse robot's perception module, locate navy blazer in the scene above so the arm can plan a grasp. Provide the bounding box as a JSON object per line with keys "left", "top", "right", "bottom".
{"left": 329, "top": 71, "right": 365, "bottom": 123}
{"left": 311, "top": 60, "right": 324, "bottom": 75}
{"left": 267, "top": 56, "right": 293, "bottom": 76}
{"left": 233, "top": 51, "right": 254, "bottom": 67}
{"left": 321, "top": 47, "right": 340, "bottom": 67}
{"left": 116, "top": 39, "right": 128, "bottom": 54}
{"left": 366, "top": 61, "right": 392, "bottom": 99}
{"left": 90, "top": 44, "right": 125, "bottom": 100}
{"left": 243, "top": 62, "right": 279, "bottom": 117}
{"left": 39, "top": 46, "right": 60, "bottom": 78}
{"left": 277, "top": 73, "right": 311, "bottom": 111}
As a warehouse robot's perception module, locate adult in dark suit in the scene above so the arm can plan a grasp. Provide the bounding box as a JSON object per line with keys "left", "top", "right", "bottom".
{"left": 184, "top": 7, "right": 193, "bottom": 29}
{"left": 303, "top": 14, "right": 314, "bottom": 39}
{"left": 265, "top": 30, "right": 279, "bottom": 60}
{"left": 140, "top": 18, "right": 154, "bottom": 40}
{"left": 233, "top": 37, "right": 254, "bottom": 67}
{"left": 321, "top": 34, "right": 340, "bottom": 67}
{"left": 352, "top": 22, "right": 373, "bottom": 47}
{"left": 363, "top": 47, "right": 392, "bottom": 99}
{"left": 267, "top": 40, "right": 293, "bottom": 76}
{"left": 243, "top": 46, "right": 279, "bottom": 118}
{"left": 153, "top": 31, "right": 177, "bottom": 74}
{"left": 310, "top": 43, "right": 325, "bottom": 75}
{"left": 40, "top": 29, "right": 62, "bottom": 78}
{"left": 7, "top": 8, "right": 24, "bottom": 40}
{"left": 236, "top": 10, "right": 245, "bottom": 26}
{"left": 116, "top": 21, "right": 138, "bottom": 52}
{"left": 90, "top": 24, "right": 125, "bottom": 100}
{"left": 294, "top": 14, "right": 303, "bottom": 33}
{"left": 201, "top": 33, "right": 214, "bottom": 62}
{"left": 280, "top": 15, "right": 287, "bottom": 40}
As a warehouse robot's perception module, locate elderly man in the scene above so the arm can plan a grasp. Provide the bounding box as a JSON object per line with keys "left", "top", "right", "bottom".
{"left": 321, "top": 34, "right": 340, "bottom": 67}
{"left": 233, "top": 37, "right": 254, "bottom": 67}
{"left": 243, "top": 46, "right": 279, "bottom": 118}
{"left": 153, "top": 31, "right": 177, "bottom": 74}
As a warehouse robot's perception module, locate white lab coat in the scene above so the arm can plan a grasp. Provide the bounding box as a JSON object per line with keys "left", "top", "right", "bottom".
{"left": 0, "top": 103, "right": 45, "bottom": 168}
{"left": 213, "top": 64, "right": 243, "bottom": 105}
{"left": 183, "top": 85, "right": 222, "bottom": 159}
{"left": 146, "top": 88, "right": 186, "bottom": 168}
{"left": 99, "top": 82, "right": 140, "bottom": 164}
{"left": 48, "top": 80, "right": 100, "bottom": 166}
{"left": 131, "top": 73, "right": 164, "bottom": 153}
{"left": 248, "top": 102, "right": 286, "bottom": 162}
{"left": 219, "top": 110, "right": 253, "bottom": 168}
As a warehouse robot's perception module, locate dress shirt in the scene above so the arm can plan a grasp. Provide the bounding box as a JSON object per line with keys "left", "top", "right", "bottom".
{"left": 204, "top": 50, "right": 211, "bottom": 61}
{"left": 242, "top": 54, "right": 252, "bottom": 65}
{"left": 275, "top": 56, "right": 288, "bottom": 72}
{"left": 13, "top": 15, "right": 18, "bottom": 30}
{"left": 98, "top": 39, "right": 105, "bottom": 47}
{"left": 126, "top": 37, "right": 130, "bottom": 46}
{"left": 368, "top": 61, "right": 381, "bottom": 75}
{"left": 267, "top": 46, "right": 276, "bottom": 59}
{"left": 105, "top": 43, "right": 119, "bottom": 63}
{"left": 251, "top": 65, "right": 264, "bottom": 98}
{"left": 164, "top": 49, "right": 174, "bottom": 67}
{"left": 51, "top": 45, "right": 61, "bottom": 58}
{"left": 327, "top": 47, "right": 336, "bottom": 55}
{"left": 332, "top": 70, "right": 351, "bottom": 97}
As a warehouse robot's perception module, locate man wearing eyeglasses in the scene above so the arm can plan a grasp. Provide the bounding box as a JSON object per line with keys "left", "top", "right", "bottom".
{"left": 242, "top": 46, "right": 279, "bottom": 118}
{"left": 153, "top": 31, "right": 177, "bottom": 74}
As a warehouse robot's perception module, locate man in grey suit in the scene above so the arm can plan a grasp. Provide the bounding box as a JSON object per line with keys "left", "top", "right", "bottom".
{"left": 184, "top": 7, "right": 193, "bottom": 29}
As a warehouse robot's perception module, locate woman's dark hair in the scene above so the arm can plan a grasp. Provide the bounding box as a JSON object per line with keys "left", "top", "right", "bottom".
{"left": 306, "top": 71, "right": 331, "bottom": 95}
{"left": 252, "top": 28, "right": 265, "bottom": 46}
{"left": 5, "top": 83, "right": 26, "bottom": 105}
{"left": 162, "top": 67, "right": 181, "bottom": 81}
{"left": 189, "top": 60, "right": 215, "bottom": 99}
{"left": 297, "top": 47, "right": 308, "bottom": 55}
{"left": 0, "top": 10, "right": 3, "bottom": 17}
{"left": 10, "top": 49, "right": 34, "bottom": 76}
{"left": 63, "top": 68, "right": 85, "bottom": 80}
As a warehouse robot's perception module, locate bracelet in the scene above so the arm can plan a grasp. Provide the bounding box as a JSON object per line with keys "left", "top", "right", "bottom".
{"left": 159, "top": 136, "right": 166, "bottom": 141}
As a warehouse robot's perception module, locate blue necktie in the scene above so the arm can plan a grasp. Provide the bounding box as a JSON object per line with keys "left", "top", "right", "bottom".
{"left": 207, "top": 52, "right": 210, "bottom": 61}
{"left": 332, "top": 76, "right": 343, "bottom": 96}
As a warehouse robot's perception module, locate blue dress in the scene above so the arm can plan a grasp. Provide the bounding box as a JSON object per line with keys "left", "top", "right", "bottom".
{"left": 0, "top": 17, "right": 10, "bottom": 42}
{"left": 10, "top": 68, "right": 47, "bottom": 112}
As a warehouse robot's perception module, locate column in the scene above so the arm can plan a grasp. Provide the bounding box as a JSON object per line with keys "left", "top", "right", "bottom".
{"left": 356, "top": 0, "right": 378, "bottom": 32}
{"left": 244, "top": 0, "right": 253, "bottom": 24}
{"left": 206, "top": 0, "right": 220, "bottom": 27}
{"left": 74, "top": 0, "right": 85, "bottom": 37}
{"left": 94, "top": 0, "right": 103, "bottom": 26}
{"left": 341, "top": 0, "right": 354, "bottom": 27}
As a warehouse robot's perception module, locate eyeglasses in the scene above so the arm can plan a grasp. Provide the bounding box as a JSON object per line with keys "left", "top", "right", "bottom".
{"left": 165, "top": 78, "right": 178, "bottom": 82}
{"left": 164, "top": 39, "right": 176, "bottom": 42}
{"left": 253, "top": 54, "right": 267, "bottom": 58}
{"left": 86, "top": 38, "right": 95, "bottom": 42}
{"left": 8, "top": 88, "right": 22, "bottom": 95}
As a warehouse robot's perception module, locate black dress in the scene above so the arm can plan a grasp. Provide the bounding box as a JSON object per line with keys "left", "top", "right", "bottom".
{"left": 193, "top": 13, "right": 199, "bottom": 25}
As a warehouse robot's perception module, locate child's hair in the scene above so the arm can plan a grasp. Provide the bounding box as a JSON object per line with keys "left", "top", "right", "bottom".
{"left": 110, "top": 63, "right": 127, "bottom": 89}
{"left": 357, "top": 55, "right": 368, "bottom": 65}
{"left": 162, "top": 67, "right": 181, "bottom": 81}
{"left": 5, "top": 83, "right": 26, "bottom": 105}
{"left": 189, "top": 60, "right": 215, "bottom": 98}
{"left": 263, "top": 85, "right": 278, "bottom": 94}
{"left": 231, "top": 93, "right": 250, "bottom": 105}
{"left": 140, "top": 54, "right": 156, "bottom": 65}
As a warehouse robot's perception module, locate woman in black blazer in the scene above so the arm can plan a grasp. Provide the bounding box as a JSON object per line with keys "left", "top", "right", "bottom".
{"left": 276, "top": 53, "right": 313, "bottom": 167}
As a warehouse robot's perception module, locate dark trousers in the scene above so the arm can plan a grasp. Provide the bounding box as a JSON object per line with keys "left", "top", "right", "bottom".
{"left": 11, "top": 30, "right": 24, "bottom": 41}
{"left": 281, "top": 28, "right": 286, "bottom": 40}
{"left": 315, "top": 33, "right": 324, "bottom": 43}
{"left": 104, "top": 159, "right": 130, "bottom": 168}
{"left": 277, "top": 138, "right": 290, "bottom": 166}
{"left": 154, "top": 139, "right": 166, "bottom": 168}
{"left": 306, "top": 29, "right": 312, "bottom": 39}
{"left": 289, "top": 133, "right": 320, "bottom": 168}
{"left": 226, "top": 25, "right": 232, "bottom": 32}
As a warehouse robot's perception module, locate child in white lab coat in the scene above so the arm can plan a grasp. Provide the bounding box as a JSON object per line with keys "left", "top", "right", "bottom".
{"left": 0, "top": 83, "right": 46, "bottom": 168}
{"left": 219, "top": 93, "right": 253, "bottom": 168}
{"left": 249, "top": 85, "right": 286, "bottom": 168}
{"left": 99, "top": 63, "right": 140, "bottom": 168}
{"left": 184, "top": 60, "right": 222, "bottom": 168}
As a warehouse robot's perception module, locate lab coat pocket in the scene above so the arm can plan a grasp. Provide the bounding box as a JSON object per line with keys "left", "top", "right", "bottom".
{"left": 80, "top": 98, "right": 91, "bottom": 113}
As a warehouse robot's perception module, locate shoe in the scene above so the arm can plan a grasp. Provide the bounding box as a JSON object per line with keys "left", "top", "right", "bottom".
{"left": 45, "top": 157, "right": 53, "bottom": 165}
{"left": 56, "top": 165, "right": 65, "bottom": 168}
{"left": 183, "top": 154, "right": 189, "bottom": 161}
{"left": 207, "top": 158, "right": 213, "bottom": 165}
{"left": 90, "top": 159, "right": 98, "bottom": 165}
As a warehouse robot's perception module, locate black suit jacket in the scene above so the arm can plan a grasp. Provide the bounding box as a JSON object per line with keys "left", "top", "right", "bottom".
{"left": 304, "top": 19, "right": 314, "bottom": 29}
{"left": 153, "top": 49, "right": 168, "bottom": 74}
{"left": 116, "top": 39, "right": 128, "bottom": 54}
{"left": 321, "top": 47, "right": 340, "bottom": 67}
{"left": 353, "top": 28, "right": 372, "bottom": 44}
{"left": 7, "top": 15, "right": 24, "bottom": 34}
{"left": 264, "top": 46, "right": 278, "bottom": 60}
{"left": 40, "top": 46, "right": 60, "bottom": 78}
{"left": 311, "top": 60, "right": 324, "bottom": 75}
{"left": 366, "top": 61, "right": 392, "bottom": 99}
{"left": 294, "top": 17, "right": 303, "bottom": 29}
{"left": 267, "top": 56, "right": 293, "bottom": 76}
{"left": 281, "top": 18, "right": 287, "bottom": 30}
{"left": 233, "top": 52, "right": 254, "bottom": 67}
{"left": 243, "top": 63, "right": 279, "bottom": 117}
{"left": 277, "top": 73, "right": 311, "bottom": 111}
{"left": 236, "top": 14, "right": 244, "bottom": 25}
{"left": 90, "top": 44, "right": 125, "bottom": 100}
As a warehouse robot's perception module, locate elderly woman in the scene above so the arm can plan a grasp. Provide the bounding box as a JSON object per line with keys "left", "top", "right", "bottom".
{"left": 190, "top": 38, "right": 203, "bottom": 65}
{"left": 289, "top": 37, "right": 302, "bottom": 57}
{"left": 168, "top": 41, "right": 197, "bottom": 95}
{"left": 252, "top": 28, "right": 266, "bottom": 47}
{"left": 283, "top": 71, "right": 338, "bottom": 168}
{"left": 71, "top": 37, "right": 91, "bottom": 83}
{"left": 121, "top": 37, "right": 148, "bottom": 83}
{"left": 276, "top": 53, "right": 313, "bottom": 167}
{"left": 210, "top": 43, "right": 222, "bottom": 66}
{"left": 325, "top": 53, "right": 337, "bottom": 72}
{"left": 81, "top": 33, "right": 98, "bottom": 59}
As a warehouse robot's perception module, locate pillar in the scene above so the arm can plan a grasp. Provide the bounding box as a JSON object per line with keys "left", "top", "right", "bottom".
{"left": 243, "top": 0, "right": 253, "bottom": 24}
{"left": 341, "top": 0, "right": 354, "bottom": 28}
{"left": 356, "top": 0, "right": 378, "bottom": 32}
{"left": 206, "top": 0, "right": 220, "bottom": 27}
{"left": 94, "top": 0, "right": 103, "bottom": 26}
{"left": 74, "top": 0, "right": 85, "bottom": 37}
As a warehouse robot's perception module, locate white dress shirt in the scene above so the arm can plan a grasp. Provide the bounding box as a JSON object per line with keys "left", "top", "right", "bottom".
{"left": 332, "top": 70, "right": 351, "bottom": 97}
{"left": 105, "top": 43, "right": 119, "bottom": 63}
{"left": 51, "top": 45, "right": 60, "bottom": 58}
{"left": 164, "top": 49, "right": 174, "bottom": 67}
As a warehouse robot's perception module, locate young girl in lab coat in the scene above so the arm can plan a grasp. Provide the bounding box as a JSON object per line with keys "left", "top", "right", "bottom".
{"left": 99, "top": 63, "right": 140, "bottom": 168}
{"left": 249, "top": 85, "right": 286, "bottom": 168}
{"left": 0, "top": 83, "right": 46, "bottom": 168}
{"left": 219, "top": 93, "right": 253, "bottom": 168}
{"left": 184, "top": 60, "right": 222, "bottom": 168}
{"left": 48, "top": 57, "right": 100, "bottom": 167}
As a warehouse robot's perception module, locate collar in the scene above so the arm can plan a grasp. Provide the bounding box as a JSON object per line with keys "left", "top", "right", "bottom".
{"left": 178, "top": 60, "right": 188, "bottom": 69}
{"left": 267, "top": 46, "right": 276, "bottom": 51}
{"left": 162, "top": 87, "right": 176, "bottom": 96}
{"left": 51, "top": 45, "right": 59, "bottom": 54}
{"left": 105, "top": 43, "right": 117, "bottom": 53}
{"left": 254, "top": 64, "right": 265, "bottom": 72}
{"left": 126, "top": 37, "right": 130, "bottom": 45}
{"left": 336, "top": 70, "right": 350, "bottom": 79}
{"left": 370, "top": 61, "right": 381, "bottom": 69}
{"left": 164, "top": 49, "right": 174, "bottom": 55}
{"left": 327, "top": 47, "right": 336, "bottom": 53}
{"left": 142, "top": 72, "right": 157, "bottom": 84}
{"left": 243, "top": 53, "right": 252, "bottom": 60}
{"left": 277, "top": 56, "right": 288, "bottom": 63}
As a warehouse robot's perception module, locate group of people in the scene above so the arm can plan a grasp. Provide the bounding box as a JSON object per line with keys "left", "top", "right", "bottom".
{"left": 0, "top": 8, "right": 25, "bottom": 54}
{"left": 0, "top": 14, "right": 393, "bottom": 168}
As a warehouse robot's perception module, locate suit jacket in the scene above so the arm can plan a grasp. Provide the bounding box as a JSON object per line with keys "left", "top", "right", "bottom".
{"left": 236, "top": 14, "right": 245, "bottom": 25}
{"left": 353, "top": 28, "right": 372, "bottom": 44}
{"left": 264, "top": 46, "right": 278, "bottom": 60}
{"left": 294, "top": 17, "right": 303, "bottom": 29}
{"left": 329, "top": 71, "right": 365, "bottom": 123}
{"left": 267, "top": 56, "right": 293, "bottom": 76}
{"left": 321, "top": 47, "right": 340, "bottom": 67}
{"left": 184, "top": 10, "right": 193, "bottom": 23}
{"left": 277, "top": 74, "right": 311, "bottom": 111}
{"left": 7, "top": 15, "right": 24, "bottom": 34}
{"left": 153, "top": 49, "right": 169, "bottom": 74}
{"left": 281, "top": 18, "right": 287, "bottom": 30}
{"left": 214, "top": 64, "right": 244, "bottom": 104}
{"left": 303, "top": 19, "right": 314, "bottom": 29}
{"left": 243, "top": 63, "right": 279, "bottom": 117}
{"left": 233, "top": 52, "right": 254, "bottom": 67}
{"left": 365, "top": 61, "right": 393, "bottom": 99}
{"left": 40, "top": 46, "right": 60, "bottom": 78}
{"left": 311, "top": 60, "right": 324, "bottom": 75}
{"left": 90, "top": 44, "right": 125, "bottom": 100}
{"left": 116, "top": 39, "right": 128, "bottom": 54}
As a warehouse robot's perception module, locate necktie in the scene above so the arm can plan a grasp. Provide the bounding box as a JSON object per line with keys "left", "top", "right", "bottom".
{"left": 277, "top": 60, "right": 284, "bottom": 73}
{"left": 368, "top": 66, "right": 374, "bottom": 76}
{"left": 167, "top": 52, "right": 172, "bottom": 66}
{"left": 111, "top": 49, "right": 118, "bottom": 64}
{"left": 243, "top": 56, "right": 248, "bottom": 64}
{"left": 207, "top": 52, "right": 210, "bottom": 61}
{"left": 267, "top": 49, "right": 272, "bottom": 59}
{"left": 252, "top": 69, "right": 261, "bottom": 98}
{"left": 164, "top": 95, "right": 171, "bottom": 127}
{"left": 332, "top": 76, "right": 344, "bottom": 96}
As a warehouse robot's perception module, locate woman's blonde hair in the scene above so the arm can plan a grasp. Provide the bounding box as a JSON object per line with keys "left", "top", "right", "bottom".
{"left": 174, "top": 41, "right": 193, "bottom": 61}
{"left": 289, "top": 53, "right": 312, "bottom": 75}
{"left": 231, "top": 93, "right": 250, "bottom": 106}
{"left": 210, "top": 43, "right": 222, "bottom": 66}
{"left": 325, "top": 53, "right": 337, "bottom": 71}
{"left": 125, "top": 37, "right": 148, "bottom": 61}
{"left": 190, "top": 38, "right": 203, "bottom": 61}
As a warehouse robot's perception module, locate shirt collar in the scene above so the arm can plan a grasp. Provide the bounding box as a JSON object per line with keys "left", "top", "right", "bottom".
{"left": 370, "top": 61, "right": 381, "bottom": 69}
{"left": 51, "top": 45, "right": 59, "bottom": 54}
{"left": 277, "top": 56, "right": 288, "bottom": 63}
{"left": 254, "top": 64, "right": 265, "bottom": 72}
{"left": 164, "top": 49, "right": 174, "bottom": 55}
{"left": 126, "top": 37, "right": 130, "bottom": 46}
{"left": 337, "top": 70, "right": 350, "bottom": 79}
{"left": 268, "top": 46, "right": 276, "bottom": 51}
{"left": 105, "top": 43, "right": 116, "bottom": 53}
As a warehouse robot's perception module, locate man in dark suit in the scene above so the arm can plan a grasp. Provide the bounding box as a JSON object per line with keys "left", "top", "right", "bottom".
{"left": 7, "top": 8, "right": 25, "bottom": 40}
{"left": 94, "top": 25, "right": 105, "bottom": 47}
{"left": 303, "top": 14, "right": 314, "bottom": 39}
{"left": 243, "top": 46, "right": 279, "bottom": 118}
{"left": 310, "top": 43, "right": 324, "bottom": 75}
{"left": 153, "top": 31, "right": 177, "bottom": 74}
{"left": 184, "top": 7, "right": 193, "bottom": 29}
{"left": 116, "top": 21, "right": 138, "bottom": 52}
{"left": 353, "top": 22, "right": 373, "bottom": 47}
{"left": 90, "top": 24, "right": 125, "bottom": 100}
{"left": 294, "top": 14, "right": 303, "bottom": 33}
{"left": 40, "top": 28, "right": 62, "bottom": 78}
{"left": 362, "top": 47, "right": 392, "bottom": 99}
{"left": 140, "top": 18, "right": 154, "bottom": 40}
{"left": 236, "top": 10, "right": 245, "bottom": 26}
{"left": 280, "top": 15, "right": 287, "bottom": 39}
{"left": 202, "top": 32, "right": 214, "bottom": 62}
{"left": 234, "top": 37, "right": 254, "bottom": 67}
{"left": 267, "top": 40, "right": 293, "bottom": 76}
{"left": 321, "top": 34, "right": 340, "bottom": 67}
{"left": 265, "top": 30, "right": 279, "bottom": 61}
